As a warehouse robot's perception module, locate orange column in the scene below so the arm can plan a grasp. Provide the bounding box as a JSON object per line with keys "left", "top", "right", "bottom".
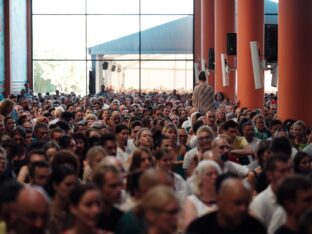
{"left": 215, "top": 0, "right": 235, "bottom": 101}
{"left": 237, "top": 0, "right": 264, "bottom": 109}
{"left": 278, "top": 0, "right": 312, "bottom": 125}
{"left": 201, "top": 0, "right": 215, "bottom": 88}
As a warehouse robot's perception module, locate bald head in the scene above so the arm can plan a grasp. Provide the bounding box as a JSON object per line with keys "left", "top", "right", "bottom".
{"left": 216, "top": 177, "right": 252, "bottom": 228}
{"left": 15, "top": 187, "right": 49, "bottom": 234}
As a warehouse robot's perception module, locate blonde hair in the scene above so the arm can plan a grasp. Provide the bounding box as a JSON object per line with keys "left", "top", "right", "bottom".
{"left": 135, "top": 128, "right": 152, "bottom": 147}
{"left": 86, "top": 146, "right": 107, "bottom": 169}
{"left": 136, "top": 185, "right": 178, "bottom": 215}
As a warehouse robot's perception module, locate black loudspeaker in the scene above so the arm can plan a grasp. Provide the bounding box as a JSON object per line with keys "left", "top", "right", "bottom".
{"left": 208, "top": 48, "right": 215, "bottom": 70}
{"left": 89, "top": 70, "right": 95, "bottom": 95}
{"left": 102, "top": 62, "right": 108, "bottom": 70}
{"left": 111, "top": 65, "right": 116, "bottom": 72}
{"left": 265, "top": 24, "right": 278, "bottom": 63}
{"left": 227, "top": 33, "right": 237, "bottom": 56}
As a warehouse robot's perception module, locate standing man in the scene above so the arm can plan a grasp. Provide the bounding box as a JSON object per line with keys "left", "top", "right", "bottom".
{"left": 192, "top": 71, "right": 214, "bottom": 114}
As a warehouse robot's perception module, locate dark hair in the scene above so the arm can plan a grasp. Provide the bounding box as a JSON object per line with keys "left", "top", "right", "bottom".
{"left": 154, "top": 148, "right": 170, "bottom": 161}
{"left": 223, "top": 120, "right": 238, "bottom": 131}
{"left": 69, "top": 183, "right": 98, "bottom": 206}
{"left": 26, "top": 149, "right": 47, "bottom": 162}
{"left": 256, "top": 140, "right": 271, "bottom": 167}
{"left": 51, "top": 150, "right": 80, "bottom": 173}
{"left": 55, "top": 120, "right": 71, "bottom": 132}
{"left": 0, "top": 180, "right": 23, "bottom": 207}
{"left": 198, "top": 71, "right": 206, "bottom": 81}
{"left": 58, "top": 135, "right": 74, "bottom": 150}
{"left": 48, "top": 164, "right": 76, "bottom": 197}
{"left": 270, "top": 119, "right": 283, "bottom": 129}
{"left": 299, "top": 209, "right": 312, "bottom": 234}
{"left": 34, "top": 122, "right": 48, "bottom": 132}
{"left": 193, "top": 119, "right": 204, "bottom": 135}
{"left": 92, "top": 165, "right": 119, "bottom": 188}
{"left": 99, "top": 133, "right": 116, "bottom": 146}
{"left": 270, "top": 136, "right": 292, "bottom": 157}
{"left": 276, "top": 175, "right": 312, "bottom": 209}
{"left": 129, "top": 120, "right": 143, "bottom": 132}
{"left": 115, "top": 124, "right": 129, "bottom": 134}
{"left": 10, "top": 127, "right": 26, "bottom": 139}
{"left": 293, "top": 152, "right": 311, "bottom": 174}
{"left": 214, "top": 92, "right": 225, "bottom": 101}
{"left": 29, "top": 160, "right": 50, "bottom": 178}
{"left": 265, "top": 153, "right": 290, "bottom": 173}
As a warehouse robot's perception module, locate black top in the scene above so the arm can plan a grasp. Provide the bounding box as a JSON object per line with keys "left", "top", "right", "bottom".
{"left": 186, "top": 211, "right": 267, "bottom": 234}
{"left": 275, "top": 226, "right": 297, "bottom": 234}
{"left": 97, "top": 206, "right": 124, "bottom": 232}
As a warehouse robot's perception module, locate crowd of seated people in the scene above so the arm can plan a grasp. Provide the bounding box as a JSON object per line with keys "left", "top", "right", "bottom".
{"left": 0, "top": 88, "right": 311, "bottom": 234}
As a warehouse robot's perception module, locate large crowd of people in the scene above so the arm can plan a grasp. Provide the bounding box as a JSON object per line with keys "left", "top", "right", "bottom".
{"left": 0, "top": 83, "right": 311, "bottom": 234}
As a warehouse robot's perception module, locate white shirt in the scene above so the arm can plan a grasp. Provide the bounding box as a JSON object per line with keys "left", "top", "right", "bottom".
{"left": 303, "top": 143, "right": 312, "bottom": 157}
{"left": 183, "top": 147, "right": 199, "bottom": 169}
{"left": 223, "top": 161, "right": 249, "bottom": 177}
{"left": 249, "top": 185, "right": 281, "bottom": 227}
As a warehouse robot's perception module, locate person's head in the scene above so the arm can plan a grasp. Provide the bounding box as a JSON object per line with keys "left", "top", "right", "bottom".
{"left": 86, "top": 146, "right": 107, "bottom": 170}
{"left": 216, "top": 176, "right": 252, "bottom": 228}
{"left": 115, "top": 124, "right": 129, "bottom": 146}
{"left": 29, "top": 161, "right": 51, "bottom": 187}
{"left": 51, "top": 150, "right": 80, "bottom": 175}
{"left": 205, "top": 110, "right": 216, "bottom": 126}
{"left": 5, "top": 117, "right": 16, "bottom": 133}
{"left": 270, "top": 119, "right": 283, "bottom": 135}
{"left": 223, "top": 120, "right": 239, "bottom": 142}
{"left": 265, "top": 154, "right": 293, "bottom": 192}
{"left": 276, "top": 175, "right": 312, "bottom": 218}
{"left": 99, "top": 133, "right": 117, "bottom": 156}
{"left": 129, "top": 147, "right": 153, "bottom": 172}
{"left": 11, "top": 127, "right": 26, "bottom": 145}
{"left": 135, "top": 128, "right": 153, "bottom": 149}
{"left": 177, "top": 127, "right": 188, "bottom": 145}
{"left": 252, "top": 114, "right": 266, "bottom": 131}
{"left": 191, "top": 160, "right": 222, "bottom": 195}
{"left": 256, "top": 140, "right": 271, "bottom": 168}
{"left": 58, "top": 135, "right": 77, "bottom": 153}
{"left": 129, "top": 120, "right": 143, "bottom": 139}
{"left": 162, "top": 124, "right": 178, "bottom": 145}
{"left": 241, "top": 121, "right": 254, "bottom": 140}
{"left": 270, "top": 136, "right": 292, "bottom": 158}
{"left": 34, "top": 122, "right": 49, "bottom": 141}
{"left": 26, "top": 149, "right": 47, "bottom": 163}
{"left": 50, "top": 165, "right": 77, "bottom": 199}
{"left": 293, "top": 152, "right": 312, "bottom": 175}
{"left": 0, "top": 180, "right": 23, "bottom": 229}
{"left": 137, "top": 186, "right": 180, "bottom": 234}
{"left": 69, "top": 184, "right": 102, "bottom": 229}
{"left": 211, "top": 135, "right": 231, "bottom": 163}
{"left": 15, "top": 187, "right": 50, "bottom": 234}
{"left": 198, "top": 71, "right": 206, "bottom": 82}
{"left": 197, "top": 125, "right": 214, "bottom": 152}
{"left": 43, "top": 141, "right": 60, "bottom": 162}
{"left": 293, "top": 120, "right": 306, "bottom": 139}
{"left": 92, "top": 165, "right": 123, "bottom": 204}
{"left": 0, "top": 99, "right": 15, "bottom": 116}
{"left": 155, "top": 148, "right": 173, "bottom": 172}
{"left": 215, "top": 92, "right": 225, "bottom": 102}
{"left": 49, "top": 127, "right": 65, "bottom": 141}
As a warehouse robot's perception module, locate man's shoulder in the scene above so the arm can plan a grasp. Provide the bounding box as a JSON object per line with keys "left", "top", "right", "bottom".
{"left": 186, "top": 211, "right": 217, "bottom": 234}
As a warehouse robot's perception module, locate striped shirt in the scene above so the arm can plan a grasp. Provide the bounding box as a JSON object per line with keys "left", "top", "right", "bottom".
{"left": 192, "top": 83, "right": 214, "bottom": 114}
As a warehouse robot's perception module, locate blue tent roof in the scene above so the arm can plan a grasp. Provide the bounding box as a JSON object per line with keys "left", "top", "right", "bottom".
{"left": 89, "top": 16, "right": 193, "bottom": 56}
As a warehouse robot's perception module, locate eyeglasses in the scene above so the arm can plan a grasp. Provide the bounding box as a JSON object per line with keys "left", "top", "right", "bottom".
{"left": 198, "top": 136, "right": 213, "bottom": 142}
{"left": 218, "top": 145, "right": 230, "bottom": 150}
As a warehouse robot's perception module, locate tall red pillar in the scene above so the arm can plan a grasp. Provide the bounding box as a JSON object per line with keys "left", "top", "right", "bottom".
{"left": 278, "top": 0, "right": 312, "bottom": 125}
{"left": 237, "top": 0, "right": 264, "bottom": 110}
{"left": 201, "top": 0, "right": 215, "bottom": 88}
{"left": 215, "top": 0, "right": 235, "bottom": 101}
